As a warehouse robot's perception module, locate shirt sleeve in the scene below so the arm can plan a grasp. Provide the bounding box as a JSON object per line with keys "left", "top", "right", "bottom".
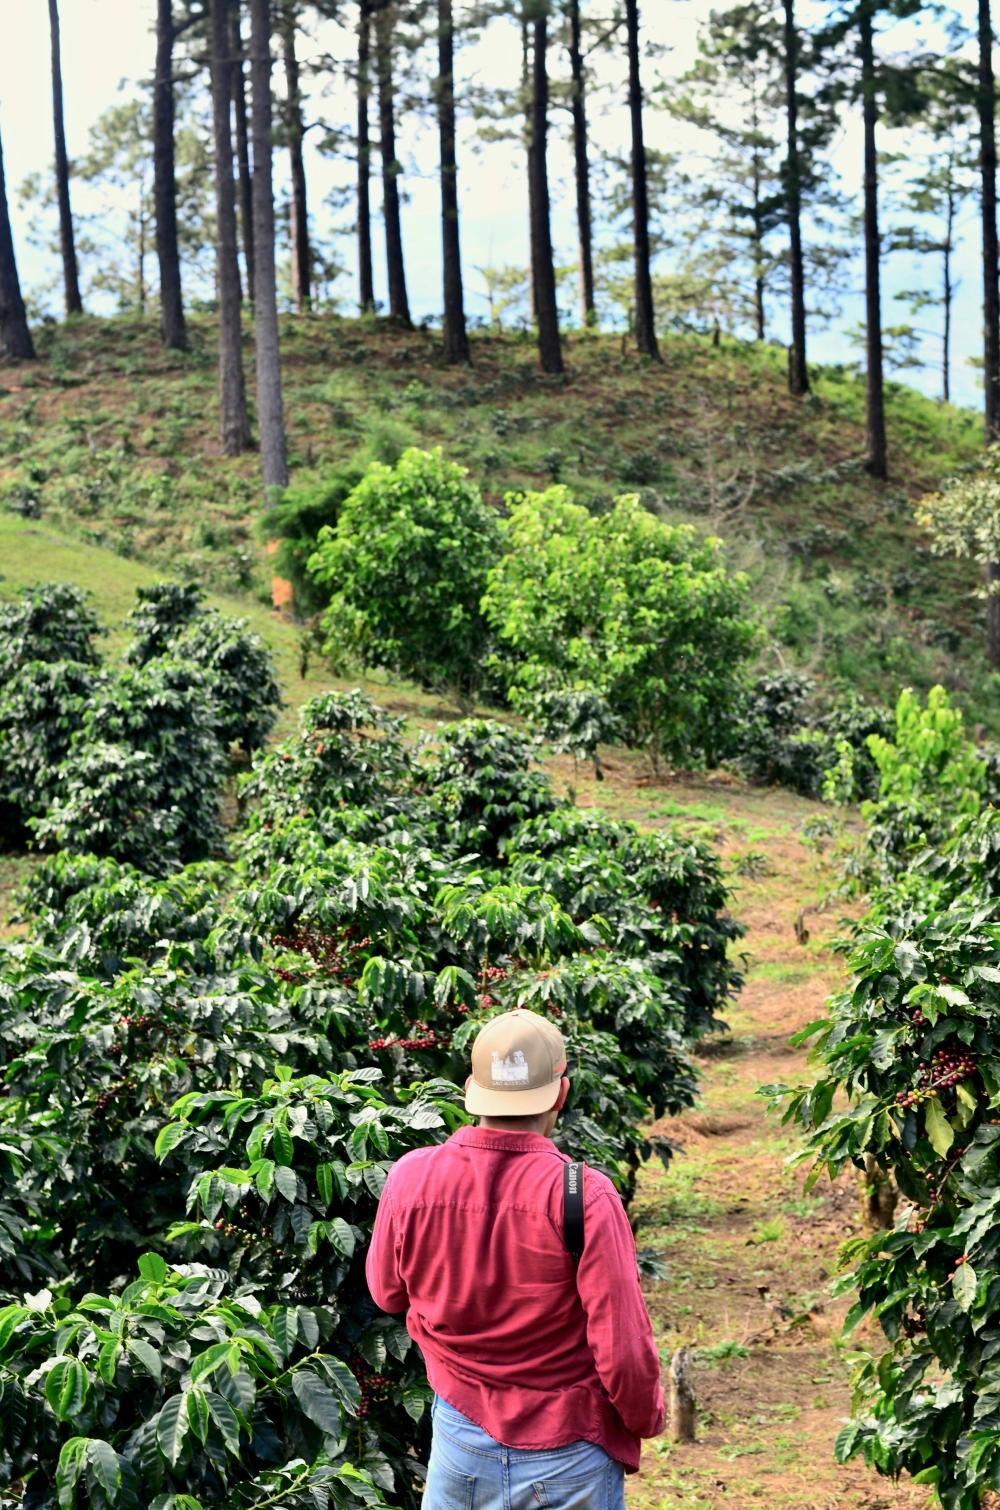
{"left": 365, "top": 1174, "right": 409, "bottom": 1315}
{"left": 575, "top": 1181, "right": 666, "bottom": 1439}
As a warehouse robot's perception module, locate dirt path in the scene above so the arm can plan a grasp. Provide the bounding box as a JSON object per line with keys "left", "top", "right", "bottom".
{"left": 556, "top": 758, "right": 926, "bottom": 1510}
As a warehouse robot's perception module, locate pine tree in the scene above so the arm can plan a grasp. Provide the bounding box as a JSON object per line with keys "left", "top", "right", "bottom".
{"left": 153, "top": 0, "right": 187, "bottom": 349}
{"left": 280, "top": 1, "right": 311, "bottom": 313}
{"left": 566, "top": 0, "right": 595, "bottom": 326}
{"left": 0, "top": 113, "right": 35, "bottom": 360}
{"left": 527, "top": 2, "right": 564, "bottom": 373}
{"left": 230, "top": 0, "right": 256, "bottom": 305}
{"left": 210, "top": 0, "right": 251, "bottom": 453}
{"left": 783, "top": 0, "right": 808, "bottom": 391}
{"left": 356, "top": 0, "right": 376, "bottom": 312}
{"left": 980, "top": 0, "right": 999, "bottom": 446}
{"left": 374, "top": 0, "right": 412, "bottom": 326}
{"left": 624, "top": 0, "right": 660, "bottom": 359}
{"left": 437, "top": 0, "right": 470, "bottom": 362}
{"left": 250, "top": 0, "right": 289, "bottom": 489}
{"left": 47, "top": 0, "right": 82, "bottom": 317}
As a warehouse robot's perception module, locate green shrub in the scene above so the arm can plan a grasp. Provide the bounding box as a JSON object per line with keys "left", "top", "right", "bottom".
{"left": 259, "top": 459, "right": 367, "bottom": 615}
{"left": 0, "top": 581, "right": 103, "bottom": 676}
{"left": 124, "top": 581, "right": 206, "bottom": 666}
{"left": 76, "top": 660, "right": 227, "bottom": 864}
{"left": 0, "top": 660, "right": 99, "bottom": 842}
{"left": 176, "top": 610, "right": 282, "bottom": 753}
{"left": 734, "top": 673, "right": 892, "bottom": 798}
{"left": 482, "top": 488, "right": 757, "bottom": 766}
{"left": 28, "top": 742, "right": 184, "bottom": 872}
{"left": 308, "top": 449, "right": 502, "bottom": 709}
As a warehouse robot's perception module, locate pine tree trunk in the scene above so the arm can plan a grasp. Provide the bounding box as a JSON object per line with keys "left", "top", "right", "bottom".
{"left": 522, "top": 17, "right": 537, "bottom": 321}
{"left": 988, "top": 562, "right": 1000, "bottom": 668}
{"left": 943, "top": 183, "right": 954, "bottom": 405}
{"left": 783, "top": 0, "right": 808, "bottom": 394}
{"left": 981, "top": 0, "right": 999, "bottom": 443}
{"left": 210, "top": 0, "right": 250, "bottom": 454}
{"left": 0, "top": 117, "right": 35, "bottom": 360}
{"left": 231, "top": 0, "right": 255, "bottom": 305}
{"left": 48, "top": 0, "right": 82, "bottom": 317}
{"left": 154, "top": 0, "right": 187, "bottom": 350}
{"left": 437, "top": 0, "right": 469, "bottom": 363}
{"left": 669, "top": 1347, "right": 696, "bottom": 1442}
{"left": 375, "top": 1, "right": 412, "bottom": 327}
{"left": 567, "top": 0, "right": 595, "bottom": 327}
{"left": 250, "top": 0, "right": 289, "bottom": 489}
{"left": 281, "top": 5, "right": 311, "bottom": 314}
{"left": 528, "top": 13, "right": 563, "bottom": 375}
{"left": 357, "top": 0, "right": 375, "bottom": 313}
{"left": 859, "top": 1, "right": 886, "bottom": 480}
{"left": 624, "top": 0, "right": 660, "bottom": 361}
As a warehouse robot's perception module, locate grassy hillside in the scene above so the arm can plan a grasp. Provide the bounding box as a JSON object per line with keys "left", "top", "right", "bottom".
{"left": 0, "top": 313, "right": 990, "bottom": 725}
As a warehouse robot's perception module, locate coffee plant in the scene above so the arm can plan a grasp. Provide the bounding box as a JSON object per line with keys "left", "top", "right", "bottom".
{"left": 770, "top": 686, "right": 1000, "bottom": 1509}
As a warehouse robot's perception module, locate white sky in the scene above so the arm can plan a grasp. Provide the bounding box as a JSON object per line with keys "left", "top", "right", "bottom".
{"left": 0, "top": 0, "right": 987, "bottom": 412}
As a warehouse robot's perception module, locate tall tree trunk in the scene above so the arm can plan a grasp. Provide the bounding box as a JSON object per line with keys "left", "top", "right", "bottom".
{"left": 250, "top": 0, "right": 289, "bottom": 489}
{"left": 943, "top": 180, "right": 954, "bottom": 405}
{"left": 231, "top": 0, "right": 255, "bottom": 305}
{"left": 981, "top": 0, "right": 1000, "bottom": 444}
{"left": 859, "top": 0, "right": 886, "bottom": 480}
{"left": 0, "top": 116, "right": 35, "bottom": 360}
{"left": 210, "top": 0, "right": 250, "bottom": 454}
{"left": 154, "top": 0, "right": 187, "bottom": 350}
{"left": 280, "top": 4, "right": 311, "bottom": 314}
{"left": 437, "top": 0, "right": 469, "bottom": 362}
{"left": 357, "top": 0, "right": 375, "bottom": 312}
{"left": 48, "top": 0, "right": 82, "bottom": 317}
{"left": 528, "top": 12, "right": 563, "bottom": 374}
{"left": 624, "top": 0, "right": 660, "bottom": 360}
{"left": 375, "top": 1, "right": 412, "bottom": 327}
{"left": 567, "top": 0, "right": 595, "bottom": 327}
{"left": 783, "top": 0, "right": 808, "bottom": 393}
{"left": 522, "top": 17, "right": 537, "bottom": 320}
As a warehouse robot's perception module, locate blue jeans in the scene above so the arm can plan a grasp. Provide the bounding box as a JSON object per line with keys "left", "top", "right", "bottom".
{"left": 425, "top": 1396, "right": 626, "bottom": 1510}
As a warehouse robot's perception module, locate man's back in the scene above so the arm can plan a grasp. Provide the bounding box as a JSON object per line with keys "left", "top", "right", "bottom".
{"left": 366, "top": 1124, "right": 665, "bottom": 1471}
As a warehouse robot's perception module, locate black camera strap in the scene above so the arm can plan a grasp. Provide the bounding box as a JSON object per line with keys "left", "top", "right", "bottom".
{"left": 563, "top": 1161, "right": 585, "bottom": 1266}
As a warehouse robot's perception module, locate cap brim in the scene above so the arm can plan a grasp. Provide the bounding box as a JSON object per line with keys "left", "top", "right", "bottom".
{"left": 465, "top": 1076, "right": 563, "bottom": 1117}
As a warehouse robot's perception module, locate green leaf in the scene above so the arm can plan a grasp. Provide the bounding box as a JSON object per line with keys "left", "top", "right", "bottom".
{"left": 46, "top": 1358, "right": 89, "bottom": 1422}
{"left": 272, "top": 1124, "right": 294, "bottom": 1166}
{"left": 252, "top": 1159, "right": 275, "bottom": 1201}
{"left": 833, "top": 1422, "right": 860, "bottom": 1463}
{"left": 954, "top": 1261, "right": 978, "bottom": 1312}
{"left": 56, "top": 1437, "right": 88, "bottom": 1510}
{"left": 272, "top": 1307, "right": 299, "bottom": 1356}
{"left": 274, "top": 1165, "right": 298, "bottom": 1203}
{"left": 187, "top": 1386, "right": 211, "bottom": 1445}
{"left": 85, "top": 1440, "right": 122, "bottom": 1506}
{"left": 98, "top": 1339, "right": 122, "bottom": 1384}
{"left": 401, "top": 1383, "right": 432, "bottom": 1421}
{"left": 190, "top": 1341, "right": 234, "bottom": 1385}
{"left": 925, "top": 1096, "right": 955, "bottom": 1158}
{"left": 291, "top": 1368, "right": 342, "bottom": 1437}
{"left": 137, "top": 1252, "right": 168, "bottom": 1285}
{"left": 315, "top": 1355, "right": 361, "bottom": 1416}
{"left": 359, "top": 1329, "right": 386, "bottom": 1368}
{"left": 204, "top": 1390, "right": 242, "bottom": 1454}
{"left": 327, "top": 1217, "right": 356, "bottom": 1259}
{"left": 156, "top": 1394, "right": 190, "bottom": 1467}
{"left": 0, "top": 1305, "right": 29, "bottom": 1352}
{"left": 316, "top": 1162, "right": 333, "bottom": 1207}
{"left": 127, "top": 1338, "right": 163, "bottom": 1381}
{"left": 154, "top": 1123, "right": 190, "bottom": 1161}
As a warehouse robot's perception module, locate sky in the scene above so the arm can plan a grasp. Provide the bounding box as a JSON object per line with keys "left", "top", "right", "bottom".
{"left": 0, "top": 0, "right": 987, "bottom": 414}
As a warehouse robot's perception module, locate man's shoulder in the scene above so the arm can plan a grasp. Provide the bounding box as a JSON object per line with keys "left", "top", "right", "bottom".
{"left": 384, "top": 1139, "right": 451, "bottom": 1192}
{"left": 581, "top": 1163, "right": 626, "bottom": 1212}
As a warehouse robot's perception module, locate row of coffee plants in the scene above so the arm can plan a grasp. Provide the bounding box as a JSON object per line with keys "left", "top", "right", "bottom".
{"left": 769, "top": 687, "right": 1000, "bottom": 1510}
{"left": 0, "top": 587, "right": 744, "bottom": 1509}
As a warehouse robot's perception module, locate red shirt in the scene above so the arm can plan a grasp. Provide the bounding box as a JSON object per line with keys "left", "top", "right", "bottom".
{"left": 365, "top": 1125, "right": 665, "bottom": 1470}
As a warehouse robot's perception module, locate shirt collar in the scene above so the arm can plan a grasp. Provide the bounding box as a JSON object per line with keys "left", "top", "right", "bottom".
{"left": 451, "top": 1124, "right": 566, "bottom": 1156}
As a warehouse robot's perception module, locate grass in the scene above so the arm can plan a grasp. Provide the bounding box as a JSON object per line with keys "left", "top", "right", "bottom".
{"left": 1, "top": 312, "right": 995, "bottom": 727}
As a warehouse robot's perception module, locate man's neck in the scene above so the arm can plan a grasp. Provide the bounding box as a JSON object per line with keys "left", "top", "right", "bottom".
{"left": 479, "top": 1116, "right": 553, "bottom": 1137}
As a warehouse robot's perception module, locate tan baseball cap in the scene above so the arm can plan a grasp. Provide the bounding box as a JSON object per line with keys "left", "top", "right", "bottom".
{"left": 465, "top": 1009, "right": 567, "bottom": 1116}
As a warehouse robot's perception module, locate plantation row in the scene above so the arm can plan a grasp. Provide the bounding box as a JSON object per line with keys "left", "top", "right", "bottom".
{"left": 774, "top": 688, "right": 1000, "bottom": 1510}
{"left": 0, "top": 580, "right": 741, "bottom": 1508}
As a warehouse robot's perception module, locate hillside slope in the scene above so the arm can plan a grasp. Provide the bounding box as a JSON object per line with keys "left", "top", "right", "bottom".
{"left": 0, "top": 314, "right": 989, "bottom": 724}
